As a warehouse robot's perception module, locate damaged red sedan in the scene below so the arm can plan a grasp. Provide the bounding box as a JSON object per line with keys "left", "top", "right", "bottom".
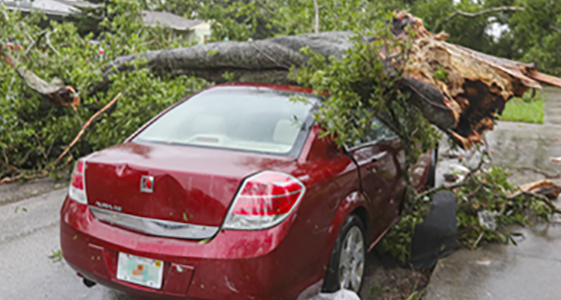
{"left": 60, "top": 83, "right": 434, "bottom": 299}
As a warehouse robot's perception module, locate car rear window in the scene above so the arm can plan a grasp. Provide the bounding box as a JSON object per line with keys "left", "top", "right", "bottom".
{"left": 133, "top": 87, "right": 317, "bottom": 156}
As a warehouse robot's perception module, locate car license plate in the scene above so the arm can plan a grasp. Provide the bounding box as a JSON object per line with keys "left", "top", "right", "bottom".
{"left": 116, "top": 252, "right": 164, "bottom": 289}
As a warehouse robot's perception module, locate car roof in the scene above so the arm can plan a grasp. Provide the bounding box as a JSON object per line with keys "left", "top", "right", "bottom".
{"left": 208, "top": 82, "right": 316, "bottom": 95}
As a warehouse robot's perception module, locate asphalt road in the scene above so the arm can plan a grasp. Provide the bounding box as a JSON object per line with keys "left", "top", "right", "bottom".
{"left": 0, "top": 188, "right": 136, "bottom": 300}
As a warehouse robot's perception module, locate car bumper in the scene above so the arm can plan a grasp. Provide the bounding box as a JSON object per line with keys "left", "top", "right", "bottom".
{"left": 60, "top": 197, "right": 320, "bottom": 300}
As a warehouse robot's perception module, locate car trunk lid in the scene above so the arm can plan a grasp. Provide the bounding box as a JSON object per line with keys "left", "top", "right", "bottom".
{"left": 84, "top": 142, "right": 294, "bottom": 228}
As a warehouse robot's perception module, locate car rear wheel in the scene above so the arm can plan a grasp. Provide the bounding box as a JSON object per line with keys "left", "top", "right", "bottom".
{"left": 322, "top": 215, "right": 366, "bottom": 293}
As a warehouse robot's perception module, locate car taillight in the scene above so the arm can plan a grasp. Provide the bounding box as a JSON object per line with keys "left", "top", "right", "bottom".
{"left": 68, "top": 160, "right": 88, "bottom": 204}
{"left": 223, "top": 171, "right": 305, "bottom": 230}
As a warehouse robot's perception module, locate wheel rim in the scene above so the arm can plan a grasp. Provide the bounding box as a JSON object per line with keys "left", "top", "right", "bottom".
{"left": 338, "top": 226, "right": 365, "bottom": 292}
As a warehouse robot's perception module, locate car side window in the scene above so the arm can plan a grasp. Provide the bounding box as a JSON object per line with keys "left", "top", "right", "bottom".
{"left": 348, "top": 118, "right": 398, "bottom": 148}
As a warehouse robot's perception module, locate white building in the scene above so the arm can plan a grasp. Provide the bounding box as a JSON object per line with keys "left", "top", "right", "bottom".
{"left": 1, "top": 0, "right": 212, "bottom": 44}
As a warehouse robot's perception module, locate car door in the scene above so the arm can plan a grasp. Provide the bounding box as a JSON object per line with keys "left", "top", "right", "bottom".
{"left": 346, "top": 119, "right": 404, "bottom": 239}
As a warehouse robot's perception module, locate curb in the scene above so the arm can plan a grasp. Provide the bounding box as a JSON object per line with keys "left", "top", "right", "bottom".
{"left": 0, "top": 176, "right": 69, "bottom": 206}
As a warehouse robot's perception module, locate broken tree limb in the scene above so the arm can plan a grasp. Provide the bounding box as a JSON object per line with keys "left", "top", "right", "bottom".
{"left": 516, "top": 180, "right": 561, "bottom": 200}
{"left": 313, "top": 0, "right": 320, "bottom": 33}
{"left": 45, "top": 30, "right": 61, "bottom": 56}
{"left": 0, "top": 40, "right": 80, "bottom": 108}
{"left": 433, "top": 6, "right": 525, "bottom": 32}
{"left": 53, "top": 92, "right": 123, "bottom": 166}
{"left": 102, "top": 11, "right": 561, "bottom": 149}
{"left": 445, "top": 6, "right": 524, "bottom": 21}
{"left": 390, "top": 10, "right": 561, "bottom": 148}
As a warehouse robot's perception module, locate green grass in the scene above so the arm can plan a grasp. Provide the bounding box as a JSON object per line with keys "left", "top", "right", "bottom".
{"left": 499, "top": 97, "right": 544, "bottom": 124}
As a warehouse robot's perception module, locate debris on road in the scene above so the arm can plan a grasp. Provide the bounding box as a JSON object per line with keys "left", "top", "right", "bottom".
{"left": 517, "top": 180, "right": 561, "bottom": 200}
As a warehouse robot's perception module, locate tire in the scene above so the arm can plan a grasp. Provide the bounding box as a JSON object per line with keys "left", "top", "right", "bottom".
{"left": 425, "top": 145, "right": 438, "bottom": 189}
{"left": 322, "top": 214, "right": 366, "bottom": 293}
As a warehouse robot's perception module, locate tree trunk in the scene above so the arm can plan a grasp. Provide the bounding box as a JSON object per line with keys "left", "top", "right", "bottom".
{"left": 105, "top": 31, "right": 354, "bottom": 83}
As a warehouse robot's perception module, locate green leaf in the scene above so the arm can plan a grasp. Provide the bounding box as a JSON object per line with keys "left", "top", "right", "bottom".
{"left": 198, "top": 238, "right": 211, "bottom": 244}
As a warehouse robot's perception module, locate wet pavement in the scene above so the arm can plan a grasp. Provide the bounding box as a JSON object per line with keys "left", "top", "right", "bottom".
{"left": 425, "top": 88, "right": 561, "bottom": 300}
{"left": 425, "top": 224, "right": 561, "bottom": 300}
{"left": 0, "top": 176, "right": 66, "bottom": 206}
{"left": 484, "top": 121, "right": 560, "bottom": 183}
{"left": 0, "top": 188, "right": 135, "bottom": 300}
{"left": 544, "top": 87, "right": 561, "bottom": 125}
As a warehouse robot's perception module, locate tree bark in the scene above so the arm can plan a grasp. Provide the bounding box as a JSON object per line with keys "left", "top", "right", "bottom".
{"left": 104, "top": 31, "right": 354, "bottom": 83}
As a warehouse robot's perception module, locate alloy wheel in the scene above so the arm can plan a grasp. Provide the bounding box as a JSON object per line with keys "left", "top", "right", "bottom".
{"left": 338, "top": 226, "right": 365, "bottom": 292}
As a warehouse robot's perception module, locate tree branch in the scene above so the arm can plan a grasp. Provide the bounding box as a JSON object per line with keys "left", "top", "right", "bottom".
{"left": 0, "top": 40, "right": 79, "bottom": 107}
{"left": 506, "top": 191, "right": 561, "bottom": 215}
{"left": 23, "top": 30, "right": 48, "bottom": 59}
{"left": 101, "top": 11, "right": 560, "bottom": 151}
{"left": 416, "top": 147, "right": 489, "bottom": 201}
{"left": 45, "top": 30, "right": 61, "bottom": 56}
{"left": 53, "top": 92, "right": 124, "bottom": 165}
{"left": 0, "top": 7, "right": 9, "bottom": 21}
{"left": 448, "top": 6, "right": 524, "bottom": 21}
{"left": 313, "top": 0, "right": 320, "bottom": 33}
{"left": 435, "top": 6, "right": 524, "bottom": 32}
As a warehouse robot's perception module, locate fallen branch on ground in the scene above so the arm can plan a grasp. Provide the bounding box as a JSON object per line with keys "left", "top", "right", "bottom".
{"left": 508, "top": 191, "right": 561, "bottom": 215}
{"left": 53, "top": 92, "right": 123, "bottom": 166}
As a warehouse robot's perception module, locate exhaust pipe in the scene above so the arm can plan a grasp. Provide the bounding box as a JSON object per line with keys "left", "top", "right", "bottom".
{"left": 83, "top": 278, "right": 97, "bottom": 288}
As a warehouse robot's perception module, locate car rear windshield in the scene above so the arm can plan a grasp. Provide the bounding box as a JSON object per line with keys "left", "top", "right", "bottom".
{"left": 133, "top": 87, "right": 316, "bottom": 156}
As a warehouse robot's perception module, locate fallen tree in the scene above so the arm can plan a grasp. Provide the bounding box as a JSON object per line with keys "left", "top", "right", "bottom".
{"left": 94, "top": 11, "right": 561, "bottom": 149}
{"left": 1, "top": 6, "right": 559, "bottom": 173}
{"left": 7, "top": 11, "right": 561, "bottom": 150}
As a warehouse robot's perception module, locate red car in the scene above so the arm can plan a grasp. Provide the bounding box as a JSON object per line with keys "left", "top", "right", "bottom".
{"left": 60, "top": 83, "right": 435, "bottom": 299}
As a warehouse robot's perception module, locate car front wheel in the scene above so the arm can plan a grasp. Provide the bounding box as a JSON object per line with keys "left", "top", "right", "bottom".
{"left": 322, "top": 214, "right": 366, "bottom": 293}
